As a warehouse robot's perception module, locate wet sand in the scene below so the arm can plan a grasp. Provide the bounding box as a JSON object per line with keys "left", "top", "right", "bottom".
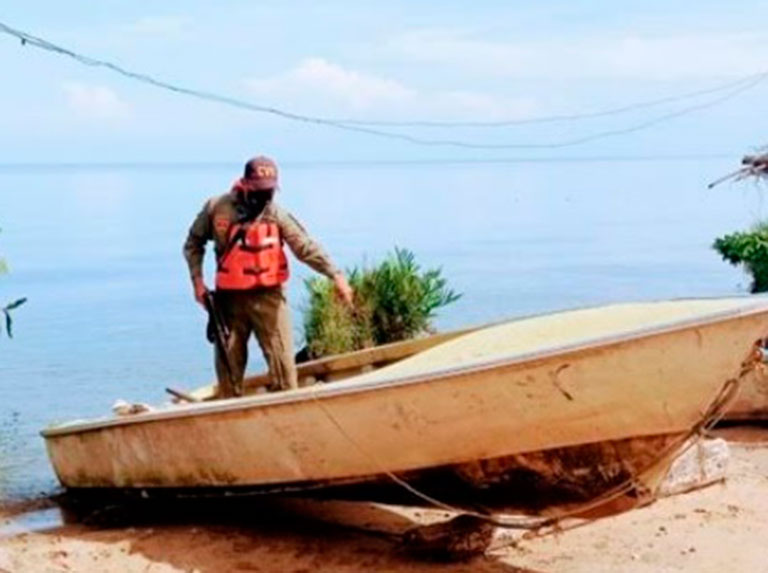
{"left": 1, "top": 427, "right": 767, "bottom": 572}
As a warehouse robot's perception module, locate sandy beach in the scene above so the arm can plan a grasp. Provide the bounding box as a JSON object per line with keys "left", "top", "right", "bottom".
{"left": 1, "top": 427, "right": 766, "bottom": 573}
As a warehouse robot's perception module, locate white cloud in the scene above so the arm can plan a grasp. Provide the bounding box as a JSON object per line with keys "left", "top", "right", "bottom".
{"left": 246, "top": 58, "right": 413, "bottom": 111}
{"left": 62, "top": 82, "right": 130, "bottom": 121}
{"left": 245, "top": 57, "right": 535, "bottom": 119}
{"left": 384, "top": 29, "right": 768, "bottom": 81}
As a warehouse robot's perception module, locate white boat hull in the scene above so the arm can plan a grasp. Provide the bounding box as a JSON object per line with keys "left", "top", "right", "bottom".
{"left": 43, "top": 298, "right": 768, "bottom": 494}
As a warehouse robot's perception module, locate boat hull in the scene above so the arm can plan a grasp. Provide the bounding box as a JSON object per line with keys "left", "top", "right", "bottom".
{"left": 43, "top": 298, "right": 768, "bottom": 492}
{"left": 59, "top": 433, "right": 682, "bottom": 512}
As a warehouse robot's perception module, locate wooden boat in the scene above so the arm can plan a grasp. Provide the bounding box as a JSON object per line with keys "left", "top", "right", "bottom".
{"left": 42, "top": 297, "right": 768, "bottom": 508}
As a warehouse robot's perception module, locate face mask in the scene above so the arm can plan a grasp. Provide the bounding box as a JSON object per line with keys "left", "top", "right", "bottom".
{"left": 241, "top": 189, "right": 274, "bottom": 218}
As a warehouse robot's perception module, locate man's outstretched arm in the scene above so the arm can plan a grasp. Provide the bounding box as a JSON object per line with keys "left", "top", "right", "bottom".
{"left": 276, "top": 207, "right": 353, "bottom": 305}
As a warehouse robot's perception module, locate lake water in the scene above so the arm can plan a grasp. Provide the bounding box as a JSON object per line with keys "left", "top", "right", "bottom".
{"left": 0, "top": 159, "right": 763, "bottom": 501}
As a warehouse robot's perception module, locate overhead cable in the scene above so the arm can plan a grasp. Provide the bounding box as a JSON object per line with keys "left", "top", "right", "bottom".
{"left": 1, "top": 21, "right": 767, "bottom": 150}
{"left": 332, "top": 74, "right": 766, "bottom": 128}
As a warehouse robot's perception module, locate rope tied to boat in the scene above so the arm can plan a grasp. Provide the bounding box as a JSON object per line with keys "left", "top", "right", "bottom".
{"left": 309, "top": 340, "right": 764, "bottom": 532}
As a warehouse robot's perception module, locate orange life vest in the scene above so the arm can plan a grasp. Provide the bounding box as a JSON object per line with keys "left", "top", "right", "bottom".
{"left": 215, "top": 221, "right": 289, "bottom": 290}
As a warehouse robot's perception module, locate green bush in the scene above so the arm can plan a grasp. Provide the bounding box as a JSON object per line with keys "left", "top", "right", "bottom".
{"left": 302, "top": 248, "right": 461, "bottom": 359}
{"left": 713, "top": 221, "right": 768, "bottom": 292}
{"left": 302, "top": 271, "right": 374, "bottom": 358}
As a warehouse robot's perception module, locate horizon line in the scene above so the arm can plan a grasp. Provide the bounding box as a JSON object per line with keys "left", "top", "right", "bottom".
{"left": 0, "top": 153, "right": 739, "bottom": 172}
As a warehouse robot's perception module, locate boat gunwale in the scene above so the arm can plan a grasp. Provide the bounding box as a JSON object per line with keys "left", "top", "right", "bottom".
{"left": 42, "top": 298, "right": 768, "bottom": 438}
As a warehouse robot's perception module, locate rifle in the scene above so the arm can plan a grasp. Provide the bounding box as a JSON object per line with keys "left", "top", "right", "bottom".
{"left": 203, "top": 291, "right": 239, "bottom": 396}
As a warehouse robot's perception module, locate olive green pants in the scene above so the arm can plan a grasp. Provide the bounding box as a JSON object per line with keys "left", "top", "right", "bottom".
{"left": 214, "top": 288, "right": 298, "bottom": 397}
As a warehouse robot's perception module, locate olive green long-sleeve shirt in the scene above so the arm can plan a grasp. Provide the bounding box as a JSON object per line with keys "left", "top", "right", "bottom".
{"left": 183, "top": 193, "right": 339, "bottom": 281}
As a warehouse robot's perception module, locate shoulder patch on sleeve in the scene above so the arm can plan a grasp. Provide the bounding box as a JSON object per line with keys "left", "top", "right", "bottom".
{"left": 213, "top": 215, "right": 231, "bottom": 233}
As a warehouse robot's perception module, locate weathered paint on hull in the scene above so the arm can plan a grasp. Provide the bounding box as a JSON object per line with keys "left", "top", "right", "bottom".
{"left": 61, "top": 433, "right": 680, "bottom": 510}
{"left": 43, "top": 298, "right": 768, "bottom": 491}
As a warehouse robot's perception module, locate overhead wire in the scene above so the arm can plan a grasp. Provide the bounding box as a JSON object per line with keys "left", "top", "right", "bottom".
{"left": 0, "top": 22, "right": 429, "bottom": 145}
{"left": 331, "top": 73, "right": 767, "bottom": 128}
{"left": 1, "top": 21, "right": 767, "bottom": 150}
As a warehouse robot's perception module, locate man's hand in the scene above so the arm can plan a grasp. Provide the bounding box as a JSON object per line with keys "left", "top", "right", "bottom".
{"left": 193, "top": 276, "right": 209, "bottom": 307}
{"left": 333, "top": 272, "right": 354, "bottom": 307}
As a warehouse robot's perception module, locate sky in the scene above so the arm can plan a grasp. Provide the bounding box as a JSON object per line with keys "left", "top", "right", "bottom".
{"left": 1, "top": 1, "right": 768, "bottom": 163}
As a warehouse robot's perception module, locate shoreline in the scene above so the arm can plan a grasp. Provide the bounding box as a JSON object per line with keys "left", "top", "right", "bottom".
{"left": 1, "top": 426, "right": 767, "bottom": 571}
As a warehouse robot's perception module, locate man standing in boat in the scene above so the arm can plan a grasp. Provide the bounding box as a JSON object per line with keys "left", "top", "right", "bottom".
{"left": 183, "top": 156, "right": 353, "bottom": 397}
